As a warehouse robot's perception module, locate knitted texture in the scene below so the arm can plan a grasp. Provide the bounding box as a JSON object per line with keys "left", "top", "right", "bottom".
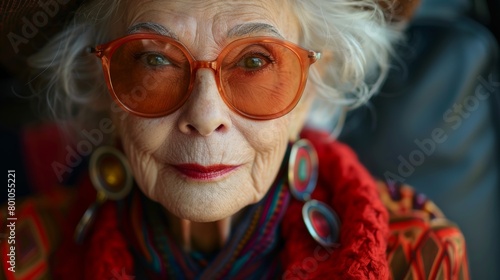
{"left": 280, "top": 130, "right": 390, "bottom": 279}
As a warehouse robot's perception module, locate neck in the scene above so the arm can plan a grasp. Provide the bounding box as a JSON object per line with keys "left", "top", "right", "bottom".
{"left": 166, "top": 212, "right": 237, "bottom": 254}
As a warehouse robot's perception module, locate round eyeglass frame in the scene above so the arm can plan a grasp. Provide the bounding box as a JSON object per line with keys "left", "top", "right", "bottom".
{"left": 91, "top": 33, "right": 321, "bottom": 120}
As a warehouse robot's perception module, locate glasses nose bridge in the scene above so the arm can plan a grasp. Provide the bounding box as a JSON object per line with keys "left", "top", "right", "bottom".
{"left": 193, "top": 60, "right": 218, "bottom": 73}
{"left": 191, "top": 60, "right": 221, "bottom": 95}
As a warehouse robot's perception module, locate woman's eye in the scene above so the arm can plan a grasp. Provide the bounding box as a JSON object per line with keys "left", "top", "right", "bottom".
{"left": 144, "top": 53, "right": 171, "bottom": 66}
{"left": 241, "top": 57, "right": 264, "bottom": 69}
{"left": 237, "top": 54, "right": 272, "bottom": 70}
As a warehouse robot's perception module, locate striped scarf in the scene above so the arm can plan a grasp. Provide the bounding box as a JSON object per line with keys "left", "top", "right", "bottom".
{"left": 119, "top": 162, "right": 291, "bottom": 279}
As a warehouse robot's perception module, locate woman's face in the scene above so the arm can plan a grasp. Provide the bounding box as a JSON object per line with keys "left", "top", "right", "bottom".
{"left": 112, "top": 0, "right": 315, "bottom": 222}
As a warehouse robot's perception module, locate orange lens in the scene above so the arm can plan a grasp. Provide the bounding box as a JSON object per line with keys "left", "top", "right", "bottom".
{"left": 109, "top": 39, "right": 191, "bottom": 117}
{"left": 220, "top": 41, "right": 303, "bottom": 119}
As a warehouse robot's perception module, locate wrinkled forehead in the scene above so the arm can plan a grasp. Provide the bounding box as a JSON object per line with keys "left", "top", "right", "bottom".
{"left": 119, "top": 0, "right": 300, "bottom": 47}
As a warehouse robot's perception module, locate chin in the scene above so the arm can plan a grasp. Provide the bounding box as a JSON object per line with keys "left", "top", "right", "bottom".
{"left": 165, "top": 199, "right": 239, "bottom": 223}
{"left": 149, "top": 182, "right": 248, "bottom": 223}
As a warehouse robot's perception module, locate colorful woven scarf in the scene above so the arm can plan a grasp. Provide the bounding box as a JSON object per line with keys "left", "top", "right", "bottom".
{"left": 119, "top": 161, "right": 291, "bottom": 279}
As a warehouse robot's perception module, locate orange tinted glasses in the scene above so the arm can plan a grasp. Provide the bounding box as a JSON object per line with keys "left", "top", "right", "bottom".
{"left": 92, "top": 34, "right": 321, "bottom": 120}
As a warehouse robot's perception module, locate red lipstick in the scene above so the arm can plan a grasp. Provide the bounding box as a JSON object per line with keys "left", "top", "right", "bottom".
{"left": 173, "top": 164, "right": 239, "bottom": 180}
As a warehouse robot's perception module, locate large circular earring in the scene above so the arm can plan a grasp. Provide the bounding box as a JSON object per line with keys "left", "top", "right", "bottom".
{"left": 288, "top": 139, "right": 341, "bottom": 247}
{"left": 74, "top": 146, "right": 133, "bottom": 243}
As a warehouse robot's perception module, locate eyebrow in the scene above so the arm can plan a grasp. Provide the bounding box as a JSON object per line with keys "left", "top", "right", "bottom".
{"left": 127, "top": 22, "right": 283, "bottom": 40}
{"left": 227, "top": 23, "right": 284, "bottom": 39}
{"left": 127, "top": 22, "right": 179, "bottom": 40}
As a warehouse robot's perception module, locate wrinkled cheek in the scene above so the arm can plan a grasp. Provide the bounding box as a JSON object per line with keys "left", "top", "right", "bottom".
{"left": 250, "top": 130, "right": 289, "bottom": 201}
{"left": 110, "top": 114, "right": 160, "bottom": 200}
{"left": 122, "top": 135, "right": 160, "bottom": 200}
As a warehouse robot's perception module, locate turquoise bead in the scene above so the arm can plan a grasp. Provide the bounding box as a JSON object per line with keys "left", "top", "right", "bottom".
{"left": 298, "top": 157, "right": 308, "bottom": 181}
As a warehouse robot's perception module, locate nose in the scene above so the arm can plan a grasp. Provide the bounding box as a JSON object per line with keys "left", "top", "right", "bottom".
{"left": 177, "top": 69, "right": 232, "bottom": 136}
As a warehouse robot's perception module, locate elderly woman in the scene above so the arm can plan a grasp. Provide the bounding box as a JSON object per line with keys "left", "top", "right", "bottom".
{"left": 1, "top": 0, "right": 469, "bottom": 279}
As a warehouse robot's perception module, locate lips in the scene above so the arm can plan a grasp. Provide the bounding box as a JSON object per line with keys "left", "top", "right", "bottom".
{"left": 173, "top": 164, "right": 239, "bottom": 180}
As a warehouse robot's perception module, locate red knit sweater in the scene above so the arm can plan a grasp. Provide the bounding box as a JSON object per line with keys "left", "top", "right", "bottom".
{"left": 280, "top": 130, "right": 389, "bottom": 279}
